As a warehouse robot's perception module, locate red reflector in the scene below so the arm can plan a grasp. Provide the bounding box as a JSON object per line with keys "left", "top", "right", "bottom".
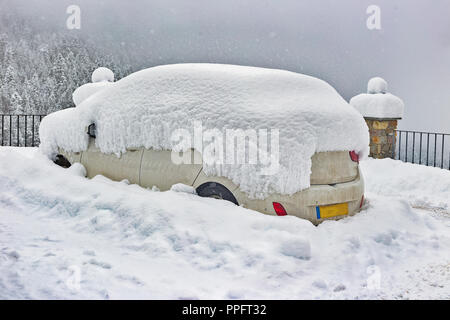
{"left": 360, "top": 195, "right": 364, "bottom": 208}
{"left": 349, "top": 150, "right": 359, "bottom": 163}
{"left": 273, "top": 202, "right": 287, "bottom": 216}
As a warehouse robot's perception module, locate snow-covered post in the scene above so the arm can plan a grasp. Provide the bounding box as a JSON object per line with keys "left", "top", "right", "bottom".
{"left": 350, "top": 77, "right": 404, "bottom": 159}
{"left": 72, "top": 67, "right": 115, "bottom": 106}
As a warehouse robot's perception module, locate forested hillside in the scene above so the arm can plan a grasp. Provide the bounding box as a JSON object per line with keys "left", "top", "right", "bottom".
{"left": 0, "top": 13, "right": 132, "bottom": 115}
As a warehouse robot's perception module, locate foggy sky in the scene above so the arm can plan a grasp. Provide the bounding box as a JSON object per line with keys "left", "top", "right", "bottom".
{"left": 4, "top": 0, "right": 450, "bottom": 132}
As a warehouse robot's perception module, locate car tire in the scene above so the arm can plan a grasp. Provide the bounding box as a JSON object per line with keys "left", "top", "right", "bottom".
{"left": 196, "top": 182, "right": 239, "bottom": 205}
{"left": 54, "top": 154, "right": 71, "bottom": 168}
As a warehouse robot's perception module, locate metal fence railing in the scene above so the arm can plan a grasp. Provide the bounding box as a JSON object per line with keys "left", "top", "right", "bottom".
{"left": 0, "top": 115, "right": 46, "bottom": 147}
{"left": 395, "top": 130, "right": 450, "bottom": 170}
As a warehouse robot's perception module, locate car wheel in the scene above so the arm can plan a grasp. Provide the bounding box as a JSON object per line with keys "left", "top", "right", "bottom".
{"left": 196, "top": 182, "right": 239, "bottom": 205}
{"left": 54, "top": 154, "right": 71, "bottom": 168}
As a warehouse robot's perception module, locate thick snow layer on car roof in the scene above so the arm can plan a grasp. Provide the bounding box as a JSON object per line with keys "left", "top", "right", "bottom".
{"left": 40, "top": 63, "right": 369, "bottom": 198}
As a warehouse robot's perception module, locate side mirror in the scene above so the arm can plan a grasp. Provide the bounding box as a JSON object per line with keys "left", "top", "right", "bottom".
{"left": 87, "top": 123, "right": 96, "bottom": 138}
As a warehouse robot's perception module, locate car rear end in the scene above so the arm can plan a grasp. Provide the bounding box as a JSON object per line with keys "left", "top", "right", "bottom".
{"left": 235, "top": 151, "right": 364, "bottom": 224}
{"left": 306, "top": 150, "right": 364, "bottom": 223}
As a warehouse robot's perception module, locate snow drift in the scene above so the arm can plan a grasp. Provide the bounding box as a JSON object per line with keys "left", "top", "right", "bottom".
{"left": 361, "top": 158, "right": 450, "bottom": 210}
{"left": 40, "top": 64, "right": 369, "bottom": 198}
{"left": 1, "top": 148, "right": 449, "bottom": 299}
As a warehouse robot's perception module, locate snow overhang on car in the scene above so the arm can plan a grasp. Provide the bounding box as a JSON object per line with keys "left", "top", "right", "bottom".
{"left": 39, "top": 63, "right": 369, "bottom": 198}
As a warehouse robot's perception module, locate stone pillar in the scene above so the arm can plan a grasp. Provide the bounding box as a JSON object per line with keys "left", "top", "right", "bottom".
{"left": 364, "top": 117, "right": 399, "bottom": 159}
{"left": 349, "top": 77, "right": 404, "bottom": 160}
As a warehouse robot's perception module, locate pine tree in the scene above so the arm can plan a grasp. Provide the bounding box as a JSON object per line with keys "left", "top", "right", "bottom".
{"left": 11, "top": 91, "right": 24, "bottom": 114}
{"left": 0, "top": 12, "right": 134, "bottom": 116}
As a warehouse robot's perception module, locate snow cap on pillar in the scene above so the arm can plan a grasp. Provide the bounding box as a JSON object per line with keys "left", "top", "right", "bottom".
{"left": 91, "top": 67, "right": 115, "bottom": 83}
{"left": 350, "top": 77, "right": 404, "bottom": 119}
{"left": 367, "top": 77, "right": 387, "bottom": 94}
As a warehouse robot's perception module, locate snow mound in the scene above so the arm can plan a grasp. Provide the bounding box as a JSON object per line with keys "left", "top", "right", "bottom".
{"left": 72, "top": 82, "right": 113, "bottom": 106}
{"left": 367, "top": 77, "right": 387, "bottom": 94}
{"left": 66, "top": 162, "right": 87, "bottom": 177}
{"left": 1, "top": 148, "right": 449, "bottom": 299}
{"left": 350, "top": 77, "right": 403, "bottom": 119}
{"left": 40, "top": 63, "right": 369, "bottom": 198}
{"left": 361, "top": 158, "right": 450, "bottom": 210}
{"left": 170, "top": 183, "right": 196, "bottom": 194}
{"left": 91, "top": 67, "right": 114, "bottom": 83}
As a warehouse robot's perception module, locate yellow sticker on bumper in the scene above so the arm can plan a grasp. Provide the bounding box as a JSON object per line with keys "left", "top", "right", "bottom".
{"left": 316, "top": 203, "right": 348, "bottom": 219}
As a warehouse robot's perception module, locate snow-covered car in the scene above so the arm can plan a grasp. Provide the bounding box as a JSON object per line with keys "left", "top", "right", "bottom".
{"left": 40, "top": 64, "right": 369, "bottom": 224}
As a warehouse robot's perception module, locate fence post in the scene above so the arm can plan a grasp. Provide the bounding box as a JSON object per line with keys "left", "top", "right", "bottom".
{"left": 32, "top": 116, "right": 35, "bottom": 147}
{"left": 9, "top": 116, "right": 12, "bottom": 146}
{"left": 16, "top": 115, "right": 19, "bottom": 146}
{"left": 1, "top": 115, "right": 3, "bottom": 146}
{"left": 24, "top": 115, "right": 27, "bottom": 147}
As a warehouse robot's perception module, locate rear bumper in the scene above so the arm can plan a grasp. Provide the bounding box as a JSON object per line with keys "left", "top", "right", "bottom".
{"left": 235, "top": 167, "right": 365, "bottom": 225}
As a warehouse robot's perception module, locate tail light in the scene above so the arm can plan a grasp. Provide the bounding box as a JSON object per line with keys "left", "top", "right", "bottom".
{"left": 272, "top": 202, "right": 287, "bottom": 216}
{"left": 349, "top": 150, "right": 359, "bottom": 163}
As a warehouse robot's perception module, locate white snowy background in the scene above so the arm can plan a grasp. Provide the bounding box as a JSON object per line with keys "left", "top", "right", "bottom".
{"left": 0, "top": 147, "right": 449, "bottom": 299}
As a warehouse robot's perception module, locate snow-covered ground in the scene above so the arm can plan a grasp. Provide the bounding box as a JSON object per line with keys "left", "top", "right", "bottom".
{"left": 361, "top": 158, "right": 450, "bottom": 211}
{"left": 0, "top": 147, "right": 449, "bottom": 299}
